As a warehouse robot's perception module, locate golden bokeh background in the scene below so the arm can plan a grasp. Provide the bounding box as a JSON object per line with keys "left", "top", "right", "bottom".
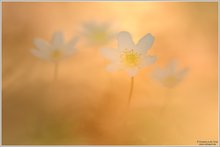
{"left": 2, "top": 2, "right": 218, "bottom": 145}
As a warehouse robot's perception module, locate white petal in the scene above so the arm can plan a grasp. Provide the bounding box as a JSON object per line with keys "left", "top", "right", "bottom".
{"left": 33, "top": 38, "right": 50, "bottom": 51}
{"left": 167, "top": 60, "right": 178, "bottom": 73}
{"left": 106, "top": 64, "right": 120, "bottom": 72}
{"left": 64, "top": 37, "right": 78, "bottom": 55}
{"left": 83, "top": 22, "right": 108, "bottom": 31}
{"left": 81, "top": 23, "right": 96, "bottom": 37}
{"left": 83, "top": 22, "right": 96, "bottom": 30}
{"left": 51, "top": 32, "right": 64, "bottom": 48}
{"left": 31, "top": 49, "right": 49, "bottom": 60}
{"left": 136, "top": 33, "right": 155, "bottom": 53}
{"left": 101, "top": 48, "right": 119, "bottom": 61}
{"left": 117, "top": 31, "right": 135, "bottom": 50}
{"left": 127, "top": 68, "right": 138, "bottom": 77}
{"left": 100, "top": 23, "right": 110, "bottom": 31}
{"left": 152, "top": 68, "right": 167, "bottom": 80}
{"left": 140, "top": 56, "right": 157, "bottom": 67}
{"left": 177, "top": 68, "right": 188, "bottom": 80}
{"left": 68, "top": 37, "right": 78, "bottom": 48}
{"left": 64, "top": 48, "right": 76, "bottom": 56}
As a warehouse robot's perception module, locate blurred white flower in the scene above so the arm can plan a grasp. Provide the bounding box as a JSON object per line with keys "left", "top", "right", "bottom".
{"left": 152, "top": 60, "right": 188, "bottom": 88}
{"left": 31, "top": 32, "right": 78, "bottom": 80}
{"left": 101, "top": 31, "right": 156, "bottom": 77}
{"left": 82, "top": 22, "right": 114, "bottom": 46}
{"left": 31, "top": 32, "right": 78, "bottom": 62}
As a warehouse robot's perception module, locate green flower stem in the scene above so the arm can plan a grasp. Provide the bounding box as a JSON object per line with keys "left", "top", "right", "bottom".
{"left": 160, "top": 88, "right": 173, "bottom": 116}
{"left": 54, "top": 62, "right": 59, "bottom": 81}
{"left": 123, "top": 77, "right": 134, "bottom": 126}
{"left": 128, "top": 76, "right": 134, "bottom": 108}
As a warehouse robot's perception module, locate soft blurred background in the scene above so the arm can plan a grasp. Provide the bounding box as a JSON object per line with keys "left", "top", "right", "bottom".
{"left": 2, "top": 2, "right": 218, "bottom": 145}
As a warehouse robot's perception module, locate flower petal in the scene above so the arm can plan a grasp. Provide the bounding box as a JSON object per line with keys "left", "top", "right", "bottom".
{"left": 178, "top": 68, "right": 188, "bottom": 80}
{"left": 106, "top": 64, "right": 120, "bottom": 72}
{"left": 64, "top": 37, "right": 78, "bottom": 55}
{"left": 127, "top": 68, "right": 138, "bottom": 77}
{"left": 33, "top": 38, "right": 50, "bottom": 51}
{"left": 68, "top": 37, "right": 78, "bottom": 48}
{"left": 31, "top": 49, "right": 49, "bottom": 60}
{"left": 140, "top": 55, "right": 157, "bottom": 67}
{"left": 83, "top": 22, "right": 109, "bottom": 32}
{"left": 117, "top": 31, "right": 135, "bottom": 50}
{"left": 152, "top": 68, "right": 167, "bottom": 80}
{"left": 51, "top": 32, "right": 64, "bottom": 48}
{"left": 64, "top": 48, "right": 76, "bottom": 56}
{"left": 83, "top": 22, "right": 96, "bottom": 30}
{"left": 167, "top": 60, "right": 178, "bottom": 73}
{"left": 136, "top": 33, "right": 154, "bottom": 53}
{"left": 101, "top": 48, "right": 119, "bottom": 61}
{"left": 152, "top": 69, "right": 162, "bottom": 80}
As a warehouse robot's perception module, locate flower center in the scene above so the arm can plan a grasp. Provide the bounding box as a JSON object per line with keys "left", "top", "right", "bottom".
{"left": 51, "top": 50, "right": 62, "bottom": 60}
{"left": 163, "top": 75, "right": 178, "bottom": 86}
{"left": 91, "top": 31, "right": 107, "bottom": 42}
{"left": 121, "top": 49, "right": 140, "bottom": 67}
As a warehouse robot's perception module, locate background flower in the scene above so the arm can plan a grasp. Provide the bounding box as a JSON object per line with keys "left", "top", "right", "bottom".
{"left": 31, "top": 32, "right": 78, "bottom": 62}
{"left": 81, "top": 21, "right": 115, "bottom": 46}
{"left": 152, "top": 60, "right": 188, "bottom": 88}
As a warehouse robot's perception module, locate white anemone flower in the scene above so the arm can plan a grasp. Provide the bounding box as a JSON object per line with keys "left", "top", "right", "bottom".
{"left": 82, "top": 22, "right": 114, "bottom": 46}
{"left": 31, "top": 32, "right": 78, "bottom": 80}
{"left": 101, "top": 31, "right": 157, "bottom": 108}
{"left": 101, "top": 31, "right": 157, "bottom": 77}
{"left": 153, "top": 60, "right": 188, "bottom": 88}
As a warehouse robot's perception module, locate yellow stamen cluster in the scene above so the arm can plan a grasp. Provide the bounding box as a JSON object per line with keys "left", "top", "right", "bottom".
{"left": 163, "top": 75, "right": 178, "bottom": 86}
{"left": 121, "top": 49, "right": 140, "bottom": 67}
{"left": 90, "top": 30, "right": 108, "bottom": 43}
{"left": 51, "top": 50, "right": 62, "bottom": 60}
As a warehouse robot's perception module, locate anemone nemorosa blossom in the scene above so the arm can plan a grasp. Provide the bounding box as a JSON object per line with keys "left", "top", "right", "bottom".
{"left": 101, "top": 31, "right": 157, "bottom": 77}
{"left": 82, "top": 22, "right": 114, "bottom": 46}
{"left": 153, "top": 60, "right": 188, "bottom": 88}
{"left": 31, "top": 32, "right": 78, "bottom": 62}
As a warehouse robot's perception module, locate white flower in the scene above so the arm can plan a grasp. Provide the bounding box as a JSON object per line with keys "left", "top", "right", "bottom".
{"left": 101, "top": 31, "right": 157, "bottom": 77}
{"left": 82, "top": 22, "right": 114, "bottom": 46}
{"left": 31, "top": 32, "right": 78, "bottom": 62}
{"left": 152, "top": 60, "right": 188, "bottom": 88}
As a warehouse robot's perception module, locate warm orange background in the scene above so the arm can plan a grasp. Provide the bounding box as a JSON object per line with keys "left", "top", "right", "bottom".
{"left": 2, "top": 2, "right": 218, "bottom": 145}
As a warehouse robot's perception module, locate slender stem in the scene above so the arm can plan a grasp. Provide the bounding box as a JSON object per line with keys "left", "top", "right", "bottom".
{"left": 159, "top": 89, "right": 185, "bottom": 138}
{"left": 128, "top": 77, "right": 134, "bottom": 108}
{"left": 123, "top": 77, "right": 134, "bottom": 126}
{"left": 54, "top": 62, "right": 59, "bottom": 81}
{"left": 160, "top": 88, "right": 173, "bottom": 116}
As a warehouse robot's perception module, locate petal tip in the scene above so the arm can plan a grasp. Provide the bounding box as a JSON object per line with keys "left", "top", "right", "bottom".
{"left": 117, "top": 31, "right": 130, "bottom": 37}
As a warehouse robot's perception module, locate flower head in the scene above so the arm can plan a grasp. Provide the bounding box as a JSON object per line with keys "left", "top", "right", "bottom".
{"left": 31, "top": 32, "right": 78, "bottom": 62}
{"left": 152, "top": 60, "right": 188, "bottom": 88}
{"left": 101, "top": 31, "right": 157, "bottom": 77}
{"left": 82, "top": 22, "right": 114, "bottom": 46}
